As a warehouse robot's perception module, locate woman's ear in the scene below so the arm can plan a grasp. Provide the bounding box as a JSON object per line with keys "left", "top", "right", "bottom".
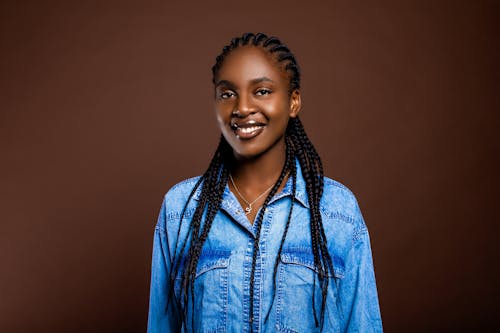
{"left": 289, "top": 89, "right": 301, "bottom": 118}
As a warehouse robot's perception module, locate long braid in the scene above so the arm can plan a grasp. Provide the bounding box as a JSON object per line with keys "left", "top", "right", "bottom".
{"left": 292, "top": 124, "right": 324, "bottom": 326}
{"left": 248, "top": 140, "right": 294, "bottom": 331}
{"left": 264, "top": 136, "right": 297, "bottom": 324}
{"left": 184, "top": 140, "right": 231, "bottom": 330}
{"left": 187, "top": 167, "right": 229, "bottom": 329}
{"left": 168, "top": 136, "right": 232, "bottom": 330}
{"left": 288, "top": 117, "right": 335, "bottom": 329}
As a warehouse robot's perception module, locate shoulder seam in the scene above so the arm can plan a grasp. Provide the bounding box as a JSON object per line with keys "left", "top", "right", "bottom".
{"left": 323, "top": 177, "right": 354, "bottom": 195}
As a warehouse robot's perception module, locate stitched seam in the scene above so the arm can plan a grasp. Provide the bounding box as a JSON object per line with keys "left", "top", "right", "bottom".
{"left": 353, "top": 225, "right": 368, "bottom": 242}
{"left": 166, "top": 207, "right": 197, "bottom": 222}
{"left": 320, "top": 209, "right": 356, "bottom": 224}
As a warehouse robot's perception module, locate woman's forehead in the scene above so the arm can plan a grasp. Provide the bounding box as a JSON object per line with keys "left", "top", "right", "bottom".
{"left": 215, "top": 46, "right": 289, "bottom": 84}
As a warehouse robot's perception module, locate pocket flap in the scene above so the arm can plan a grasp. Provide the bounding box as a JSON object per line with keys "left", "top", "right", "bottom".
{"left": 195, "top": 250, "right": 231, "bottom": 277}
{"left": 280, "top": 248, "right": 344, "bottom": 278}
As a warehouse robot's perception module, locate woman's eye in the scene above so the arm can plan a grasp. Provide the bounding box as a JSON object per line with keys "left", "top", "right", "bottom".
{"left": 256, "top": 89, "right": 272, "bottom": 96}
{"left": 220, "top": 91, "right": 235, "bottom": 99}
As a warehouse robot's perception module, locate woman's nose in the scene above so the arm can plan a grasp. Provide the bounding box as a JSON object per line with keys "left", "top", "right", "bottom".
{"left": 234, "top": 93, "right": 256, "bottom": 117}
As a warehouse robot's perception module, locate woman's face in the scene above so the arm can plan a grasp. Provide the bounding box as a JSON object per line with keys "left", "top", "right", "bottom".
{"left": 214, "top": 46, "right": 301, "bottom": 161}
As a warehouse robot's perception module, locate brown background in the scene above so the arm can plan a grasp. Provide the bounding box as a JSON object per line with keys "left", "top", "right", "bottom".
{"left": 1, "top": 0, "right": 498, "bottom": 332}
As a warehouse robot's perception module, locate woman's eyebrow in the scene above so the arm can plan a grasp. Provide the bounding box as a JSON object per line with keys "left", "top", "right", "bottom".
{"left": 250, "top": 76, "right": 274, "bottom": 85}
{"left": 215, "top": 80, "right": 236, "bottom": 89}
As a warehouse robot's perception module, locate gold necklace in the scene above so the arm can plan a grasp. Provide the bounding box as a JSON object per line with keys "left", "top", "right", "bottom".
{"left": 229, "top": 174, "right": 274, "bottom": 215}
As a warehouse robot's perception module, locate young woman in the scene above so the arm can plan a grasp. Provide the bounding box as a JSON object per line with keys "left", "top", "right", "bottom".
{"left": 147, "top": 33, "right": 383, "bottom": 333}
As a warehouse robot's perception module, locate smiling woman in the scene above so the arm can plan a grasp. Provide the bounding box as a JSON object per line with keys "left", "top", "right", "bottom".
{"left": 147, "top": 33, "right": 383, "bottom": 333}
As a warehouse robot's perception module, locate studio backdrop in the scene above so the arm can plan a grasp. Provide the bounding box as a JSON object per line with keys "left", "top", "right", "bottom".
{"left": 0, "top": 1, "right": 498, "bottom": 332}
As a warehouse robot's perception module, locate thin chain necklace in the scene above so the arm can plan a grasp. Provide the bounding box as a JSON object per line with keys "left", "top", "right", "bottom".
{"left": 229, "top": 174, "right": 274, "bottom": 215}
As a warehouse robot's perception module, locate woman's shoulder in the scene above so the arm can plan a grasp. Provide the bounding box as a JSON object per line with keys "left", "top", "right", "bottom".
{"left": 320, "top": 176, "right": 365, "bottom": 226}
{"left": 162, "top": 175, "right": 203, "bottom": 209}
{"left": 322, "top": 176, "right": 357, "bottom": 201}
{"left": 167, "top": 175, "right": 202, "bottom": 194}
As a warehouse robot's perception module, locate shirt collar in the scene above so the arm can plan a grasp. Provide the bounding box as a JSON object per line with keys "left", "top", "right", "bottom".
{"left": 193, "top": 159, "right": 309, "bottom": 209}
{"left": 268, "top": 158, "right": 309, "bottom": 208}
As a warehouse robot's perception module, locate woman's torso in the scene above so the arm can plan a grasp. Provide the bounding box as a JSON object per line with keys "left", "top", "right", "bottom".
{"left": 156, "top": 161, "right": 381, "bottom": 333}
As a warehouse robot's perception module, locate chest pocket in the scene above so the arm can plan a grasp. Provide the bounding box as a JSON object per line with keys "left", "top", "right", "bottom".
{"left": 175, "top": 250, "right": 231, "bottom": 333}
{"left": 275, "top": 248, "right": 344, "bottom": 333}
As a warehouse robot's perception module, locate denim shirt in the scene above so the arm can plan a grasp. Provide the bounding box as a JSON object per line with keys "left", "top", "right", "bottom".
{"left": 148, "top": 160, "right": 383, "bottom": 333}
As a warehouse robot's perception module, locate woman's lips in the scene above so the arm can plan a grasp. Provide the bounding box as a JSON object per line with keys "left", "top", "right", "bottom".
{"left": 234, "top": 124, "right": 265, "bottom": 140}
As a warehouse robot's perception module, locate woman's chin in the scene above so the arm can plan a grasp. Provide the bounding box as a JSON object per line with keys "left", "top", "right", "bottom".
{"left": 232, "top": 149, "right": 263, "bottom": 161}
{"left": 232, "top": 142, "right": 286, "bottom": 163}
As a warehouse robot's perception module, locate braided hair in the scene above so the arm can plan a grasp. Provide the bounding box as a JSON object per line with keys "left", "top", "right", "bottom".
{"left": 169, "top": 32, "right": 335, "bottom": 332}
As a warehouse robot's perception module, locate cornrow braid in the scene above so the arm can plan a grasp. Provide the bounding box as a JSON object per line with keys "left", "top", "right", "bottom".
{"left": 170, "top": 32, "right": 335, "bottom": 333}
{"left": 252, "top": 32, "right": 267, "bottom": 45}
{"left": 211, "top": 32, "right": 301, "bottom": 92}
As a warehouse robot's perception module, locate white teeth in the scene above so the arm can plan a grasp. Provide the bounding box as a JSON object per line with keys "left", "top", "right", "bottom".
{"left": 238, "top": 126, "right": 261, "bottom": 134}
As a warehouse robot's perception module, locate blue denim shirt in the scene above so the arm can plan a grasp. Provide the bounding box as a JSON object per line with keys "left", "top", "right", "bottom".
{"left": 148, "top": 160, "right": 383, "bottom": 332}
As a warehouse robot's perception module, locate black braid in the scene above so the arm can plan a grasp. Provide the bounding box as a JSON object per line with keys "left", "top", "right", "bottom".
{"left": 166, "top": 136, "right": 232, "bottom": 331}
{"left": 248, "top": 139, "right": 294, "bottom": 330}
{"left": 264, "top": 137, "right": 297, "bottom": 324}
{"left": 289, "top": 117, "right": 335, "bottom": 330}
{"left": 170, "top": 33, "right": 335, "bottom": 332}
{"left": 212, "top": 32, "right": 301, "bottom": 93}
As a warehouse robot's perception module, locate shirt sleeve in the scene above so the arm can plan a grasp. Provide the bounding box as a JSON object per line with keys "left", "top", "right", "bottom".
{"left": 338, "top": 207, "right": 383, "bottom": 332}
{"left": 147, "top": 198, "right": 182, "bottom": 333}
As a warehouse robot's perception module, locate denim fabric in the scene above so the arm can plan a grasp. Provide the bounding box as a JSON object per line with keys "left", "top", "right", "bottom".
{"left": 147, "top": 160, "right": 383, "bottom": 333}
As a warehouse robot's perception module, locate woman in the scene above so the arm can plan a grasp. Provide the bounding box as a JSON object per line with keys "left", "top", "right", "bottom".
{"left": 148, "top": 32, "right": 383, "bottom": 333}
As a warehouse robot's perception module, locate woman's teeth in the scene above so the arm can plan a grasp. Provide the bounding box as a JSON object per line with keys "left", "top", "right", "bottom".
{"left": 239, "top": 126, "right": 261, "bottom": 134}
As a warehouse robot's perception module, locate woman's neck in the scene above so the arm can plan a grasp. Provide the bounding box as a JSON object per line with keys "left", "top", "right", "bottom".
{"left": 228, "top": 138, "right": 290, "bottom": 224}
{"left": 230, "top": 139, "right": 287, "bottom": 197}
